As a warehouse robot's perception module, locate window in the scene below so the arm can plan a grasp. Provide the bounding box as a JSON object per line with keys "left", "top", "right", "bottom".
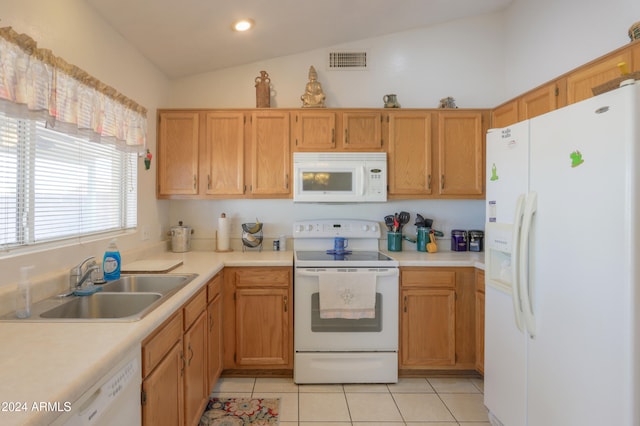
{"left": 0, "top": 112, "right": 137, "bottom": 250}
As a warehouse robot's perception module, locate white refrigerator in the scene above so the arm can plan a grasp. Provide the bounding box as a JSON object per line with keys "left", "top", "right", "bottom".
{"left": 484, "top": 81, "right": 640, "bottom": 426}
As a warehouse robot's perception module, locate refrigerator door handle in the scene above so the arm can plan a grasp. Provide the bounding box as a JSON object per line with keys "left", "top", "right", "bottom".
{"left": 519, "top": 191, "right": 538, "bottom": 338}
{"left": 511, "top": 194, "right": 526, "bottom": 333}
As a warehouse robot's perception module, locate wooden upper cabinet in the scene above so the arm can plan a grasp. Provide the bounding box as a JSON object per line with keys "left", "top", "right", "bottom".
{"left": 632, "top": 40, "right": 640, "bottom": 72}
{"left": 436, "top": 111, "right": 485, "bottom": 197}
{"left": 491, "top": 100, "right": 518, "bottom": 129}
{"left": 249, "top": 111, "right": 291, "bottom": 196}
{"left": 293, "top": 111, "right": 336, "bottom": 150}
{"left": 566, "top": 50, "right": 632, "bottom": 104}
{"left": 341, "top": 111, "right": 383, "bottom": 150}
{"left": 203, "top": 112, "right": 245, "bottom": 196}
{"left": 519, "top": 82, "right": 558, "bottom": 121}
{"left": 157, "top": 111, "right": 200, "bottom": 196}
{"left": 387, "top": 112, "right": 432, "bottom": 196}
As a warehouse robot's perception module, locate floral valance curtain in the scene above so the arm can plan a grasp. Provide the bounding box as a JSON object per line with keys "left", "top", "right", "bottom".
{"left": 0, "top": 27, "right": 147, "bottom": 152}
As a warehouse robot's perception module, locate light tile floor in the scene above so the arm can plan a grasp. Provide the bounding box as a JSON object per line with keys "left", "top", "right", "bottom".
{"left": 209, "top": 376, "right": 490, "bottom": 425}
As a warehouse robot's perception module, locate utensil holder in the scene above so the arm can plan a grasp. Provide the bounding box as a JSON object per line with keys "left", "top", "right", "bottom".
{"left": 387, "top": 232, "right": 402, "bottom": 252}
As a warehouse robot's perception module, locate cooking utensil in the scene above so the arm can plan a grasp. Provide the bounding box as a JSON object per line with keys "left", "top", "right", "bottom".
{"left": 393, "top": 215, "right": 400, "bottom": 232}
{"left": 398, "top": 211, "right": 410, "bottom": 231}
{"left": 415, "top": 214, "right": 434, "bottom": 229}
{"left": 384, "top": 215, "right": 395, "bottom": 231}
{"left": 427, "top": 230, "right": 438, "bottom": 253}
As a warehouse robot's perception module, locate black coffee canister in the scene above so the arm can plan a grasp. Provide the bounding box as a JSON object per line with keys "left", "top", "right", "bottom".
{"left": 468, "top": 230, "right": 484, "bottom": 252}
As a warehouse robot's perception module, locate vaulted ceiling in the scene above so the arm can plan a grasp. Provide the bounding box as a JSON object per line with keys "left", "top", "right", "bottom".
{"left": 86, "top": 0, "right": 513, "bottom": 79}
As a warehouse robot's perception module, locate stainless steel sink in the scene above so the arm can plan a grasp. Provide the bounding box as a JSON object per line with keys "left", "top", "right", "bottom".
{"left": 0, "top": 273, "right": 199, "bottom": 322}
{"left": 99, "top": 274, "right": 194, "bottom": 294}
{"left": 40, "top": 292, "right": 163, "bottom": 320}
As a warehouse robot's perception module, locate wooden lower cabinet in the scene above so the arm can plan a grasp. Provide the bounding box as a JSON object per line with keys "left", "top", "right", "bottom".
{"left": 142, "top": 286, "right": 214, "bottom": 426}
{"left": 401, "top": 287, "right": 456, "bottom": 366}
{"left": 475, "top": 269, "right": 485, "bottom": 375}
{"left": 182, "top": 289, "right": 208, "bottom": 426}
{"left": 207, "top": 272, "right": 223, "bottom": 388}
{"left": 399, "top": 267, "right": 476, "bottom": 371}
{"left": 223, "top": 267, "right": 293, "bottom": 370}
{"left": 141, "top": 313, "right": 184, "bottom": 426}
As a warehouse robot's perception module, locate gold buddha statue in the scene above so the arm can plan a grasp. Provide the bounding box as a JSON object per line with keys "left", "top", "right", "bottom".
{"left": 301, "top": 66, "right": 326, "bottom": 108}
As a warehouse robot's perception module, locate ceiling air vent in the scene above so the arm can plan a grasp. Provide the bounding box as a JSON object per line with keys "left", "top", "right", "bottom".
{"left": 327, "top": 50, "right": 368, "bottom": 70}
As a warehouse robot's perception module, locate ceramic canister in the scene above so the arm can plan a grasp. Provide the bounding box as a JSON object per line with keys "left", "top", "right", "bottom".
{"left": 451, "top": 229, "right": 468, "bottom": 252}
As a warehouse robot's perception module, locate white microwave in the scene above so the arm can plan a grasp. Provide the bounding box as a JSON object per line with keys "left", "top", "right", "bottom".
{"left": 293, "top": 152, "right": 387, "bottom": 203}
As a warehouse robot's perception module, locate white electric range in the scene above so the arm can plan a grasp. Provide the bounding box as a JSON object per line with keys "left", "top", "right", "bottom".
{"left": 293, "top": 219, "right": 399, "bottom": 384}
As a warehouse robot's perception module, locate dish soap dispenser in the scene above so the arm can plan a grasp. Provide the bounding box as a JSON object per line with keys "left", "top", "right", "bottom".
{"left": 103, "top": 239, "right": 121, "bottom": 281}
{"left": 16, "top": 265, "right": 34, "bottom": 319}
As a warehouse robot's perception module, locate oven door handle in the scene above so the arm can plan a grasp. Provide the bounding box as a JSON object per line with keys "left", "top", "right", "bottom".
{"left": 296, "top": 268, "right": 399, "bottom": 277}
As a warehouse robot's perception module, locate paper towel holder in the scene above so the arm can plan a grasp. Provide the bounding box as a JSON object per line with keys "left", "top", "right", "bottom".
{"left": 215, "top": 212, "right": 234, "bottom": 253}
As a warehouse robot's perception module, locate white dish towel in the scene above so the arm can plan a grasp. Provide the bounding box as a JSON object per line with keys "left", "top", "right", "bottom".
{"left": 318, "top": 272, "right": 376, "bottom": 319}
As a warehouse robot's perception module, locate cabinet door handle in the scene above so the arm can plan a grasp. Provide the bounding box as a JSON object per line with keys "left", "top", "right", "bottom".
{"left": 427, "top": 174, "right": 431, "bottom": 190}
{"left": 209, "top": 312, "right": 213, "bottom": 332}
{"left": 207, "top": 174, "right": 211, "bottom": 190}
{"left": 187, "top": 343, "right": 194, "bottom": 366}
{"left": 180, "top": 350, "right": 185, "bottom": 376}
{"left": 344, "top": 129, "right": 349, "bottom": 144}
{"left": 285, "top": 173, "right": 289, "bottom": 190}
{"left": 441, "top": 174, "right": 445, "bottom": 190}
{"left": 193, "top": 175, "right": 197, "bottom": 190}
{"left": 331, "top": 128, "right": 335, "bottom": 145}
{"left": 403, "top": 295, "right": 408, "bottom": 313}
{"left": 283, "top": 295, "right": 288, "bottom": 312}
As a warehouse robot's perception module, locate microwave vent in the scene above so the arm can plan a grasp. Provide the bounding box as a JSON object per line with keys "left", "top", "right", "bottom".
{"left": 327, "top": 50, "right": 368, "bottom": 70}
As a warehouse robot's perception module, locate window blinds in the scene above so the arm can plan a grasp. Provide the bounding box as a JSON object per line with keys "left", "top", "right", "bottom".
{"left": 0, "top": 112, "right": 137, "bottom": 250}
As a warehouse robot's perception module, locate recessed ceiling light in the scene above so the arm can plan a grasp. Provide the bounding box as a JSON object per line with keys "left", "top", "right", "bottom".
{"left": 232, "top": 19, "right": 255, "bottom": 32}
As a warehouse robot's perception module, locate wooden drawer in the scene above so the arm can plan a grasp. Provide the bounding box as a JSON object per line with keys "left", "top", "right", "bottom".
{"left": 142, "top": 312, "right": 182, "bottom": 377}
{"left": 401, "top": 268, "right": 456, "bottom": 289}
{"left": 184, "top": 287, "right": 207, "bottom": 330}
{"left": 207, "top": 272, "right": 222, "bottom": 303}
{"left": 234, "top": 268, "right": 290, "bottom": 288}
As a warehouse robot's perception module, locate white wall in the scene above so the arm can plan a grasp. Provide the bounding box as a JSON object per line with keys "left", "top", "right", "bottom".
{"left": 0, "top": 0, "right": 170, "bottom": 288}
{"left": 168, "top": 12, "right": 507, "bottom": 109}
{"left": 503, "top": 0, "right": 640, "bottom": 99}
{"left": 169, "top": 199, "right": 486, "bottom": 253}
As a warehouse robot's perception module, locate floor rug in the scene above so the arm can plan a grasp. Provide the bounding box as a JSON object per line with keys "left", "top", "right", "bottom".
{"left": 199, "top": 397, "right": 280, "bottom": 426}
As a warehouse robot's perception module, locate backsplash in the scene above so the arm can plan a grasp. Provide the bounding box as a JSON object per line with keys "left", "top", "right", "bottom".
{"left": 168, "top": 199, "right": 486, "bottom": 251}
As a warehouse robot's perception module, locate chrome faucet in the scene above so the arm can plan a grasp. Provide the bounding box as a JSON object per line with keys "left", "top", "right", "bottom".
{"left": 69, "top": 256, "right": 99, "bottom": 291}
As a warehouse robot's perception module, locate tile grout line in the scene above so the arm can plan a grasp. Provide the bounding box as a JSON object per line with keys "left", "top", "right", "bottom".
{"left": 388, "top": 384, "right": 408, "bottom": 426}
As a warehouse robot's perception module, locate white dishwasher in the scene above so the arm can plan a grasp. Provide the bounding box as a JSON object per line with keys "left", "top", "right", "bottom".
{"left": 52, "top": 346, "right": 141, "bottom": 426}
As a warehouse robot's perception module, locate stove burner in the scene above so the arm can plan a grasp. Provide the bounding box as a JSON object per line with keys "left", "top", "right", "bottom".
{"left": 325, "top": 249, "right": 353, "bottom": 255}
{"left": 295, "top": 250, "right": 396, "bottom": 263}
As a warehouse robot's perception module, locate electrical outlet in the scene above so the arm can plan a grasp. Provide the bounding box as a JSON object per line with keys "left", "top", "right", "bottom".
{"left": 141, "top": 226, "right": 150, "bottom": 241}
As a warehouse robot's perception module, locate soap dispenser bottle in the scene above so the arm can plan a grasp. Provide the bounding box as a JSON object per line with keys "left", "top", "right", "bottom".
{"left": 16, "top": 266, "right": 34, "bottom": 319}
{"left": 103, "top": 239, "right": 121, "bottom": 281}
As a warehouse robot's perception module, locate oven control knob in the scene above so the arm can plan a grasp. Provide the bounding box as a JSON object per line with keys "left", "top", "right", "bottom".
{"left": 371, "top": 224, "right": 378, "bottom": 232}
{"left": 305, "top": 224, "right": 314, "bottom": 231}
{"left": 361, "top": 224, "right": 370, "bottom": 232}
{"left": 296, "top": 225, "right": 305, "bottom": 233}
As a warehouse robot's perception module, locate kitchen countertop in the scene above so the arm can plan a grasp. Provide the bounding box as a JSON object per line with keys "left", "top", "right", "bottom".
{"left": 383, "top": 250, "right": 485, "bottom": 269}
{"left": 0, "top": 248, "right": 482, "bottom": 425}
